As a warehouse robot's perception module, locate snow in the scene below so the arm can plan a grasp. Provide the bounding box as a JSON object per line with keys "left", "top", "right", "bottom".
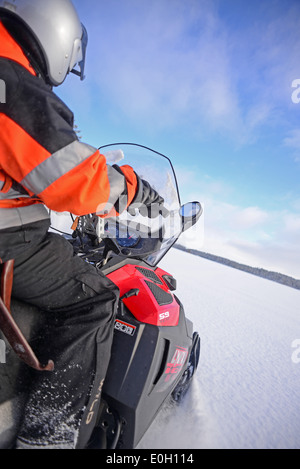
{"left": 137, "top": 248, "right": 300, "bottom": 449}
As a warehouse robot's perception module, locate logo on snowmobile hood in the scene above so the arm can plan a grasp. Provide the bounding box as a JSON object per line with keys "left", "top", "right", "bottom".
{"left": 114, "top": 319, "right": 136, "bottom": 336}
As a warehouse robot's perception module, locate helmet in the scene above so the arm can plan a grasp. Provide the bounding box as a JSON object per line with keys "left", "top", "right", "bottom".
{"left": 0, "top": 0, "right": 88, "bottom": 86}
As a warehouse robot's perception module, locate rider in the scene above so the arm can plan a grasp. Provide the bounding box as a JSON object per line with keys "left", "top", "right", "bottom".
{"left": 0, "top": 0, "right": 163, "bottom": 449}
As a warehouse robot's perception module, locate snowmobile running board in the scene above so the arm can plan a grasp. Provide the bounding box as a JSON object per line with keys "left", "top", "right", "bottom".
{"left": 0, "top": 260, "right": 54, "bottom": 372}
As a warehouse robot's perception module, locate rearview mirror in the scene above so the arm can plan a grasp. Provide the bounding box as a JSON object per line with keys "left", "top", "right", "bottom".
{"left": 180, "top": 201, "right": 203, "bottom": 232}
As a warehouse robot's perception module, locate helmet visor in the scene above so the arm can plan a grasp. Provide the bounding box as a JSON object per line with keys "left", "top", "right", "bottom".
{"left": 71, "top": 23, "right": 88, "bottom": 81}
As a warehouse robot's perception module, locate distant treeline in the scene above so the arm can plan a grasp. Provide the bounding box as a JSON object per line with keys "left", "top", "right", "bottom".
{"left": 175, "top": 245, "right": 300, "bottom": 291}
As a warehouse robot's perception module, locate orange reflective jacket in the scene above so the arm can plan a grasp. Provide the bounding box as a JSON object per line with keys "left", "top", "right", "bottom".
{"left": 0, "top": 22, "right": 138, "bottom": 230}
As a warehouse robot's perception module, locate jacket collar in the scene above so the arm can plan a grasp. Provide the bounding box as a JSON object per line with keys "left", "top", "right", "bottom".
{"left": 0, "top": 21, "right": 36, "bottom": 76}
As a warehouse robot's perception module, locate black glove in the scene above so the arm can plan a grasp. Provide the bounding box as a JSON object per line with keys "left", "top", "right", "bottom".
{"left": 128, "top": 174, "right": 166, "bottom": 218}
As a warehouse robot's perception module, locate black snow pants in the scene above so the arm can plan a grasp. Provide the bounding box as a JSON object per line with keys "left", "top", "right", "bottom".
{"left": 0, "top": 220, "right": 119, "bottom": 449}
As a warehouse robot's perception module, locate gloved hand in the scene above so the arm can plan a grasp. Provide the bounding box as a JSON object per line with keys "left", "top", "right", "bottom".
{"left": 128, "top": 174, "right": 166, "bottom": 218}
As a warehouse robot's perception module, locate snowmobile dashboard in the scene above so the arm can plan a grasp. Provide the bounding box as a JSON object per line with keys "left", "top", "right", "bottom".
{"left": 101, "top": 217, "right": 165, "bottom": 265}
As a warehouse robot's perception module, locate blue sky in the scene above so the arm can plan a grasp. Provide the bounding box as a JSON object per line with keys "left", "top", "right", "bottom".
{"left": 57, "top": 0, "right": 300, "bottom": 277}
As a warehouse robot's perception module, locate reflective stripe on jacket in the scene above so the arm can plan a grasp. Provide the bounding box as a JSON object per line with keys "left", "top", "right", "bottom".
{"left": 0, "top": 21, "right": 138, "bottom": 229}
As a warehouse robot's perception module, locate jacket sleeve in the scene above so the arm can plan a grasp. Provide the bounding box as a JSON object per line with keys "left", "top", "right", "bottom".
{"left": 0, "top": 60, "right": 138, "bottom": 216}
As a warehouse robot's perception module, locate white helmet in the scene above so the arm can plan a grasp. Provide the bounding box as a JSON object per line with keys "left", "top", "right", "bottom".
{"left": 0, "top": 0, "right": 88, "bottom": 86}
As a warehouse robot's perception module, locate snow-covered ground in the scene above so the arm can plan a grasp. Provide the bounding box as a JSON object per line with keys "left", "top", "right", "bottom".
{"left": 137, "top": 248, "right": 300, "bottom": 449}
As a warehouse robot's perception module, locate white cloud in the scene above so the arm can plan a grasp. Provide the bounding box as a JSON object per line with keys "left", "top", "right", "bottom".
{"left": 231, "top": 206, "right": 270, "bottom": 230}
{"left": 283, "top": 129, "right": 300, "bottom": 148}
{"left": 79, "top": 1, "right": 239, "bottom": 136}
{"left": 79, "top": 0, "right": 300, "bottom": 147}
{"left": 177, "top": 178, "right": 300, "bottom": 277}
{"left": 283, "top": 129, "right": 300, "bottom": 162}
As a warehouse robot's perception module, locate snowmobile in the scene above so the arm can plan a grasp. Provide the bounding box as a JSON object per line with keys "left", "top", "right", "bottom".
{"left": 0, "top": 143, "right": 202, "bottom": 449}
